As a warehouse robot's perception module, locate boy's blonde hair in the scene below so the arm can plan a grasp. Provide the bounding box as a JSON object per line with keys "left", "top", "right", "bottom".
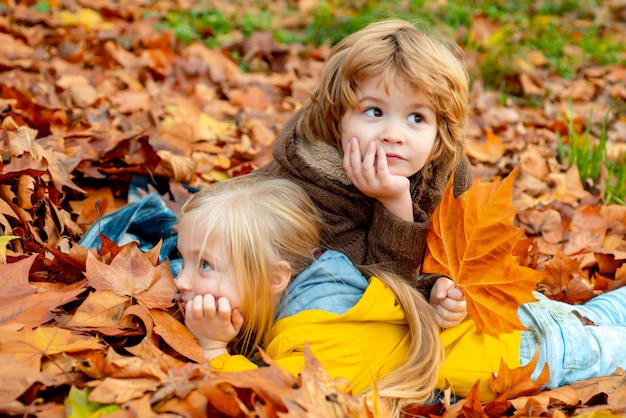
{"left": 180, "top": 175, "right": 443, "bottom": 414}
{"left": 298, "top": 18, "right": 469, "bottom": 178}
{"left": 179, "top": 175, "right": 322, "bottom": 357}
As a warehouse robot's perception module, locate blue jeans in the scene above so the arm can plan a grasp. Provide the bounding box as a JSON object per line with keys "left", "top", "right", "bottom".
{"left": 519, "top": 287, "right": 626, "bottom": 388}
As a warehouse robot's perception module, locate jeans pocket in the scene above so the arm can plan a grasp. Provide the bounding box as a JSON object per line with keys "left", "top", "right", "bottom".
{"left": 549, "top": 309, "right": 599, "bottom": 370}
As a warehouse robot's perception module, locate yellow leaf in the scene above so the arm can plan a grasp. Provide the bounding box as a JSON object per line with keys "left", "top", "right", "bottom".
{"left": 0, "top": 235, "right": 19, "bottom": 263}
{"left": 424, "top": 166, "right": 540, "bottom": 337}
{"left": 54, "top": 8, "right": 102, "bottom": 29}
{"left": 197, "top": 112, "right": 237, "bottom": 138}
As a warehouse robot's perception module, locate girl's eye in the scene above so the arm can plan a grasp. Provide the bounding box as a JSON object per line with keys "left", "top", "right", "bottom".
{"left": 364, "top": 107, "right": 382, "bottom": 117}
{"left": 200, "top": 259, "right": 213, "bottom": 271}
{"left": 408, "top": 113, "right": 424, "bottom": 123}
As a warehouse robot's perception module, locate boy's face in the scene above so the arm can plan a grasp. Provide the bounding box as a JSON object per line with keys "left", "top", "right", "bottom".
{"left": 340, "top": 75, "right": 437, "bottom": 178}
{"left": 175, "top": 215, "right": 242, "bottom": 312}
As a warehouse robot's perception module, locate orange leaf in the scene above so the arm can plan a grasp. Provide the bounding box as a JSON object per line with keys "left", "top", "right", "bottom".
{"left": 85, "top": 242, "right": 176, "bottom": 309}
{"left": 149, "top": 308, "right": 204, "bottom": 363}
{"left": 0, "top": 324, "right": 104, "bottom": 371}
{"left": 0, "top": 255, "right": 86, "bottom": 327}
{"left": 465, "top": 129, "right": 506, "bottom": 164}
{"left": 490, "top": 348, "right": 549, "bottom": 401}
{"left": 0, "top": 354, "right": 51, "bottom": 406}
{"left": 459, "top": 379, "right": 488, "bottom": 417}
{"left": 424, "top": 166, "right": 540, "bottom": 336}
{"left": 539, "top": 249, "right": 596, "bottom": 304}
{"left": 63, "top": 289, "right": 133, "bottom": 335}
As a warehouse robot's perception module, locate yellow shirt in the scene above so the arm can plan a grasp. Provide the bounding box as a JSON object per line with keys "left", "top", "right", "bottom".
{"left": 209, "top": 277, "right": 410, "bottom": 395}
{"left": 438, "top": 318, "right": 522, "bottom": 400}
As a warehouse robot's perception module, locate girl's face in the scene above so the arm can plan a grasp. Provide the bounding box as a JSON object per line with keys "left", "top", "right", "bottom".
{"left": 175, "top": 215, "right": 242, "bottom": 311}
{"left": 340, "top": 75, "right": 438, "bottom": 178}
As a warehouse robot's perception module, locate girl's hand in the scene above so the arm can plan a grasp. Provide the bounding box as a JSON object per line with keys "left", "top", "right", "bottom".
{"left": 343, "top": 138, "right": 412, "bottom": 221}
{"left": 184, "top": 294, "right": 244, "bottom": 360}
{"left": 430, "top": 277, "right": 467, "bottom": 328}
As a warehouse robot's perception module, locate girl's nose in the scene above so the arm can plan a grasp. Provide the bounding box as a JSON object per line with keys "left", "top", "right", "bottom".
{"left": 175, "top": 269, "right": 192, "bottom": 291}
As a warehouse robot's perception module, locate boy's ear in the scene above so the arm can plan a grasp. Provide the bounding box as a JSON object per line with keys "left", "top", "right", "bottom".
{"left": 270, "top": 260, "right": 292, "bottom": 295}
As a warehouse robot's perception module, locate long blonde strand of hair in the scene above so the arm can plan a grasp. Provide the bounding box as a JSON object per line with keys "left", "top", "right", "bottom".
{"left": 360, "top": 266, "right": 444, "bottom": 416}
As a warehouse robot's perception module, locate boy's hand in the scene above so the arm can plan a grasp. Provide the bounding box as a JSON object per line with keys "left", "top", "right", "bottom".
{"left": 184, "top": 294, "right": 244, "bottom": 360}
{"left": 343, "top": 138, "right": 412, "bottom": 221}
{"left": 430, "top": 277, "right": 467, "bottom": 328}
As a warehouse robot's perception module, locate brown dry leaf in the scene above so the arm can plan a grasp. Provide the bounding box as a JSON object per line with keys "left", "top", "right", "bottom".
{"left": 288, "top": 345, "right": 376, "bottom": 417}
{"left": 0, "top": 325, "right": 104, "bottom": 372}
{"left": 510, "top": 368, "right": 626, "bottom": 411}
{"left": 0, "top": 255, "right": 86, "bottom": 327}
{"left": 545, "top": 165, "right": 590, "bottom": 203}
{"left": 0, "top": 32, "right": 35, "bottom": 60}
{"left": 68, "top": 187, "right": 120, "bottom": 231}
{"left": 197, "top": 352, "right": 297, "bottom": 417}
{"left": 490, "top": 349, "right": 549, "bottom": 401}
{"left": 63, "top": 289, "right": 132, "bottom": 335}
{"left": 125, "top": 337, "right": 187, "bottom": 372}
{"left": 424, "top": 166, "right": 541, "bottom": 336}
{"left": 459, "top": 380, "right": 488, "bottom": 417}
{"left": 102, "top": 346, "right": 168, "bottom": 381}
{"left": 539, "top": 249, "right": 597, "bottom": 304}
{"left": 0, "top": 354, "right": 50, "bottom": 406}
{"left": 149, "top": 307, "right": 204, "bottom": 363}
{"left": 465, "top": 129, "right": 505, "bottom": 164}
{"left": 563, "top": 204, "right": 611, "bottom": 255}
{"left": 10, "top": 126, "right": 86, "bottom": 193}
{"left": 85, "top": 242, "right": 176, "bottom": 309}
{"left": 87, "top": 377, "right": 160, "bottom": 404}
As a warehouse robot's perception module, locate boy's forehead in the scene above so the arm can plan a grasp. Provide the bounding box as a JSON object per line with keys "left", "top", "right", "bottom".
{"left": 359, "top": 73, "right": 423, "bottom": 95}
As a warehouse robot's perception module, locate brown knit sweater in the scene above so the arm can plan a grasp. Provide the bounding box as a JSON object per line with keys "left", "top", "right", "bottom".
{"left": 255, "top": 108, "right": 474, "bottom": 297}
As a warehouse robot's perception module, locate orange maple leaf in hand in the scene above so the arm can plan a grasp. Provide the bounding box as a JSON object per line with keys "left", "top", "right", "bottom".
{"left": 423, "top": 166, "right": 541, "bottom": 337}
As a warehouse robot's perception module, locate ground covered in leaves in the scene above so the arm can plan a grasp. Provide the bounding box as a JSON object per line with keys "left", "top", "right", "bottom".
{"left": 1, "top": 0, "right": 626, "bottom": 416}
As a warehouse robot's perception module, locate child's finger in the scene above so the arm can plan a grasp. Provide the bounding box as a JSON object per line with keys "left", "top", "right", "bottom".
{"left": 361, "top": 141, "right": 377, "bottom": 172}
{"left": 348, "top": 138, "right": 364, "bottom": 171}
{"left": 232, "top": 308, "right": 244, "bottom": 331}
{"left": 447, "top": 287, "right": 465, "bottom": 300}
{"left": 375, "top": 145, "right": 390, "bottom": 177}
{"left": 200, "top": 294, "right": 216, "bottom": 318}
{"left": 216, "top": 297, "right": 232, "bottom": 320}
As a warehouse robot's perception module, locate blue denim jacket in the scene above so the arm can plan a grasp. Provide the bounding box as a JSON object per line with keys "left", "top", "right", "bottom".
{"left": 79, "top": 192, "right": 182, "bottom": 275}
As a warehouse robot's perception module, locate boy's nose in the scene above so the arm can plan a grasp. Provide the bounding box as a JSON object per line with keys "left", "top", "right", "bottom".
{"left": 381, "top": 120, "right": 405, "bottom": 144}
{"left": 382, "top": 135, "right": 404, "bottom": 144}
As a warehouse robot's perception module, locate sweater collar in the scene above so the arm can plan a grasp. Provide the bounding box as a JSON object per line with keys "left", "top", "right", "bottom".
{"left": 294, "top": 134, "right": 353, "bottom": 185}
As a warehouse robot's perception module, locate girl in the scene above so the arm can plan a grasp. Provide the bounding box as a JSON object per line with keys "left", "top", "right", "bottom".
{"left": 255, "top": 19, "right": 472, "bottom": 327}
{"left": 174, "top": 175, "right": 444, "bottom": 415}
{"left": 174, "top": 176, "right": 626, "bottom": 407}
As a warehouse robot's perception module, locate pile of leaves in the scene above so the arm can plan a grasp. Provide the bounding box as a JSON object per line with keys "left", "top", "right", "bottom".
{"left": 1, "top": 0, "right": 626, "bottom": 416}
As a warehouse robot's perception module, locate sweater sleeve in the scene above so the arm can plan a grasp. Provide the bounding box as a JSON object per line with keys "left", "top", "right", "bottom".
{"left": 452, "top": 156, "right": 474, "bottom": 198}
{"left": 366, "top": 200, "right": 431, "bottom": 295}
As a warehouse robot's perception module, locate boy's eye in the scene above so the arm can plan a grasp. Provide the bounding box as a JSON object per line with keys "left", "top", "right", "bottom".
{"left": 408, "top": 113, "right": 424, "bottom": 123}
{"left": 200, "top": 259, "right": 213, "bottom": 271}
{"left": 364, "top": 107, "right": 382, "bottom": 117}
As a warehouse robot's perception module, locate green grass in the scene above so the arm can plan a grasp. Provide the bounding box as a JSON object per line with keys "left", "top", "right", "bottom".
{"left": 558, "top": 112, "right": 626, "bottom": 205}
{"left": 150, "top": 0, "right": 624, "bottom": 95}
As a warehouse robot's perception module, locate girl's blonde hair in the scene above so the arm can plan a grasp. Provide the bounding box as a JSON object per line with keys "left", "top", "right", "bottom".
{"left": 179, "top": 175, "right": 322, "bottom": 357}
{"left": 361, "top": 266, "right": 444, "bottom": 414}
{"left": 180, "top": 175, "right": 443, "bottom": 414}
{"left": 297, "top": 18, "right": 469, "bottom": 178}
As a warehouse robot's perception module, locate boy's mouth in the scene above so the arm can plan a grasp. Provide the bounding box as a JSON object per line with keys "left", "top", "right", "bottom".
{"left": 385, "top": 152, "right": 404, "bottom": 161}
